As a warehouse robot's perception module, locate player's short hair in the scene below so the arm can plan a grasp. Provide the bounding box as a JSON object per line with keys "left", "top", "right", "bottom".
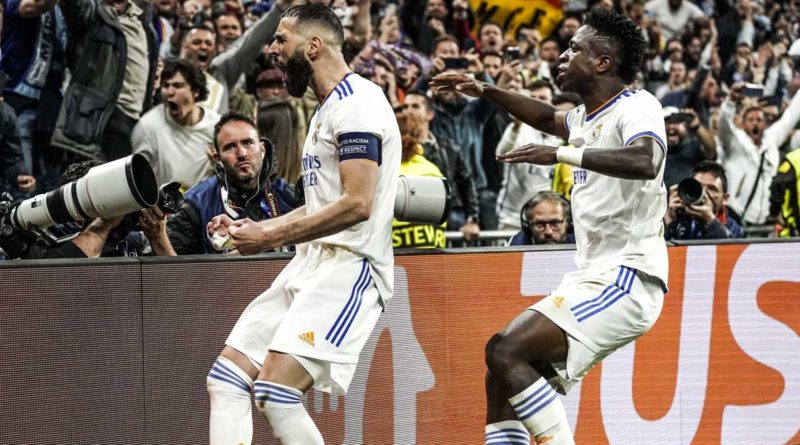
{"left": 692, "top": 160, "right": 728, "bottom": 193}
{"left": 213, "top": 111, "right": 258, "bottom": 153}
{"left": 583, "top": 8, "right": 646, "bottom": 84}
{"left": 281, "top": 4, "right": 344, "bottom": 48}
{"left": 480, "top": 50, "right": 503, "bottom": 60}
{"left": 161, "top": 58, "right": 209, "bottom": 102}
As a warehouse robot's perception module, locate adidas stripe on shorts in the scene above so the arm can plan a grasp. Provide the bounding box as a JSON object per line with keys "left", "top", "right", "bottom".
{"left": 225, "top": 244, "right": 383, "bottom": 395}
{"left": 531, "top": 265, "right": 664, "bottom": 394}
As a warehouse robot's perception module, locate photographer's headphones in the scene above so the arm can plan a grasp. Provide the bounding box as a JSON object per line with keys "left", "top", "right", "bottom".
{"left": 519, "top": 191, "right": 571, "bottom": 240}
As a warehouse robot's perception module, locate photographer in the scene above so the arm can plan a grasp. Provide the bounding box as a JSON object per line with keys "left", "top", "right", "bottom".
{"left": 508, "top": 191, "right": 573, "bottom": 246}
{"left": 662, "top": 106, "right": 716, "bottom": 188}
{"left": 665, "top": 161, "right": 744, "bottom": 240}
{"left": 162, "top": 111, "right": 296, "bottom": 255}
{"left": 21, "top": 161, "right": 169, "bottom": 258}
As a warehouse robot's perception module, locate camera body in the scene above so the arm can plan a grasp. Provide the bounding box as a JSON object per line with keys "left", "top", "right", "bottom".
{"left": 741, "top": 83, "right": 765, "bottom": 98}
{"left": 443, "top": 57, "right": 470, "bottom": 70}
{"left": 504, "top": 46, "right": 521, "bottom": 62}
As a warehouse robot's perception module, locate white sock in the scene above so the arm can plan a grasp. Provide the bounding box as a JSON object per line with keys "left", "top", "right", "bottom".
{"left": 254, "top": 380, "right": 323, "bottom": 445}
{"left": 509, "top": 379, "right": 574, "bottom": 445}
{"left": 207, "top": 356, "right": 255, "bottom": 445}
{"left": 485, "top": 420, "right": 530, "bottom": 444}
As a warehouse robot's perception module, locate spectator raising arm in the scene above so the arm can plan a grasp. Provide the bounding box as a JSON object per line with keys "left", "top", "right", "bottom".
{"left": 16, "top": 0, "right": 59, "bottom": 17}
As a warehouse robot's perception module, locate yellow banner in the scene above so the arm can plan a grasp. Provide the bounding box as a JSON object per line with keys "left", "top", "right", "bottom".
{"left": 469, "top": 0, "right": 564, "bottom": 39}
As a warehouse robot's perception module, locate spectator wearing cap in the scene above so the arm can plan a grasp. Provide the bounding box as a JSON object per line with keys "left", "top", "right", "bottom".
{"left": 132, "top": 59, "right": 220, "bottom": 190}
{"left": 662, "top": 106, "right": 716, "bottom": 188}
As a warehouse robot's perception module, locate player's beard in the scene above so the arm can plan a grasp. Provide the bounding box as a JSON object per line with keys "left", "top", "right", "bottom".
{"left": 284, "top": 49, "right": 313, "bottom": 98}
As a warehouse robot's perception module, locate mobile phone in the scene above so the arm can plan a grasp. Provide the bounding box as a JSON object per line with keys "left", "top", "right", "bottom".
{"left": 444, "top": 57, "right": 470, "bottom": 70}
{"left": 504, "top": 46, "right": 521, "bottom": 61}
{"left": 741, "top": 83, "right": 765, "bottom": 97}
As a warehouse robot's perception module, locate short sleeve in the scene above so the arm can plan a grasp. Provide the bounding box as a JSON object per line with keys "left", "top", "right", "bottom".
{"left": 620, "top": 94, "right": 667, "bottom": 153}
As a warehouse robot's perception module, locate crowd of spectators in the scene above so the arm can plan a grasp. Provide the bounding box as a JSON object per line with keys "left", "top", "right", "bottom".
{"left": 3, "top": 0, "right": 800, "bottom": 258}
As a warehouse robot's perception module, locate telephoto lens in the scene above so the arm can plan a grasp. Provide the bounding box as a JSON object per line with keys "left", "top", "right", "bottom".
{"left": 10, "top": 154, "right": 159, "bottom": 230}
{"left": 677, "top": 177, "right": 704, "bottom": 206}
{"left": 394, "top": 176, "right": 451, "bottom": 225}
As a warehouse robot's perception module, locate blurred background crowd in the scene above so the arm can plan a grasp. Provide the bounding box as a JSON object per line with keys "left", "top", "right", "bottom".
{"left": 2, "top": 0, "right": 800, "bottom": 258}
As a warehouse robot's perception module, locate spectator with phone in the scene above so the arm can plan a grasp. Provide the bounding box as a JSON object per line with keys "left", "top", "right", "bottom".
{"left": 665, "top": 161, "right": 744, "bottom": 240}
{"left": 662, "top": 106, "right": 716, "bottom": 188}
{"left": 718, "top": 81, "right": 800, "bottom": 225}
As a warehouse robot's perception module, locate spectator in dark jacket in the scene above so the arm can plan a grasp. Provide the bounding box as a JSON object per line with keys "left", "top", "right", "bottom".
{"left": 0, "top": 100, "right": 36, "bottom": 197}
{"left": 160, "top": 112, "right": 297, "bottom": 255}
{"left": 50, "top": 0, "right": 158, "bottom": 161}
{"left": 1, "top": 0, "right": 67, "bottom": 191}
{"left": 402, "top": 89, "right": 480, "bottom": 240}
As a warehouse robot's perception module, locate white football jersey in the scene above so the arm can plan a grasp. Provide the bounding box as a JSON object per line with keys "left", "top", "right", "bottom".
{"left": 563, "top": 88, "right": 669, "bottom": 286}
{"left": 299, "top": 73, "right": 400, "bottom": 302}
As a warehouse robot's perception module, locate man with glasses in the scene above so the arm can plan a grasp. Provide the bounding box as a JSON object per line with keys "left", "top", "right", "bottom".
{"left": 508, "top": 191, "right": 573, "bottom": 245}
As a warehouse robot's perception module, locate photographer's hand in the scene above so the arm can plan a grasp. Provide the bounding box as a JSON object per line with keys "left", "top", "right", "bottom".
{"left": 665, "top": 184, "right": 682, "bottom": 226}
{"left": 140, "top": 207, "right": 176, "bottom": 256}
{"left": 71, "top": 216, "right": 124, "bottom": 258}
{"left": 683, "top": 190, "right": 716, "bottom": 225}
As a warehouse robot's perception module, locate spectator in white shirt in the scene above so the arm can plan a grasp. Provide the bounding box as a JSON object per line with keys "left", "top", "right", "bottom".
{"left": 717, "top": 81, "right": 800, "bottom": 225}
{"left": 133, "top": 59, "right": 221, "bottom": 189}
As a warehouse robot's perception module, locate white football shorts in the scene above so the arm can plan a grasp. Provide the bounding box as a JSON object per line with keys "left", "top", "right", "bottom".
{"left": 226, "top": 244, "right": 383, "bottom": 395}
{"left": 531, "top": 265, "right": 664, "bottom": 394}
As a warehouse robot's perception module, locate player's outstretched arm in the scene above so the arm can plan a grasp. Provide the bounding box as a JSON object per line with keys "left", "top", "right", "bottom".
{"left": 498, "top": 137, "right": 663, "bottom": 180}
{"left": 226, "top": 159, "right": 379, "bottom": 255}
{"left": 429, "top": 72, "right": 569, "bottom": 139}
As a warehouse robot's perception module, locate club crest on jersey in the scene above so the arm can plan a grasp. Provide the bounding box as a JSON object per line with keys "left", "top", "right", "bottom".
{"left": 312, "top": 122, "right": 321, "bottom": 145}
{"left": 590, "top": 123, "right": 603, "bottom": 144}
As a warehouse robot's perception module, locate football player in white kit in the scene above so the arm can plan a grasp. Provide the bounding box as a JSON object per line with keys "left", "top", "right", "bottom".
{"left": 204, "top": 4, "right": 400, "bottom": 444}
{"left": 432, "top": 8, "right": 667, "bottom": 445}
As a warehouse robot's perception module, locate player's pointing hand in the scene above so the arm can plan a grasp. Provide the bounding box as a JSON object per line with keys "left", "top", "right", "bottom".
{"left": 429, "top": 72, "right": 486, "bottom": 98}
{"left": 496, "top": 143, "right": 558, "bottom": 165}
